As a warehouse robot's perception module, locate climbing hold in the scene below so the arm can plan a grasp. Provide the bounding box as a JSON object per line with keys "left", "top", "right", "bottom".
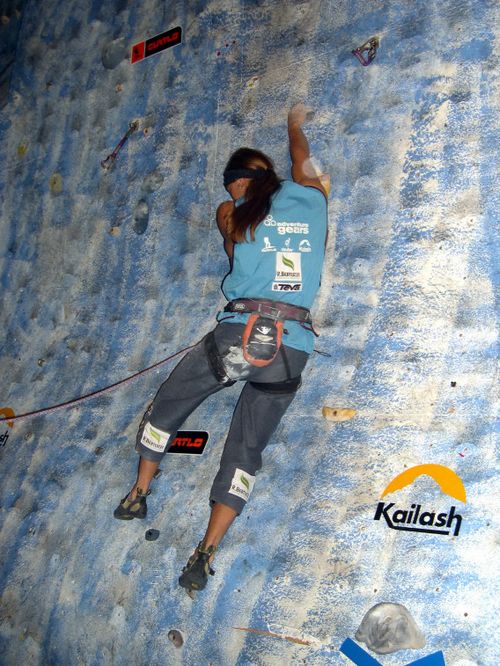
{"left": 246, "top": 75, "right": 260, "bottom": 90}
{"left": 355, "top": 602, "right": 426, "bottom": 654}
{"left": 101, "top": 37, "right": 127, "bottom": 70}
{"left": 142, "top": 170, "right": 164, "bottom": 193}
{"left": 0, "top": 407, "right": 15, "bottom": 427}
{"left": 109, "top": 226, "right": 121, "bottom": 236}
{"left": 17, "top": 143, "right": 28, "bottom": 156}
{"left": 37, "top": 358, "right": 45, "bottom": 367}
{"left": 94, "top": 446, "right": 103, "bottom": 456}
{"left": 352, "top": 37, "right": 379, "bottom": 66}
{"left": 101, "top": 120, "right": 139, "bottom": 170}
{"left": 319, "top": 174, "right": 331, "bottom": 196}
{"left": 322, "top": 407, "right": 357, "bottom": 422}
{"left": 145, "top": 529, "right": 160, "bottom": 541}
{"left": 133, "top": 200, "right": 149, "bottom": 235}
{"left": 451, "top": 381, "right": 457, "bottom": 387}
{"left": 49, "top": 173, "right": 63, "bottom": 195}
{"left": 167, "top": 629, "right": 183, "bottom": 648}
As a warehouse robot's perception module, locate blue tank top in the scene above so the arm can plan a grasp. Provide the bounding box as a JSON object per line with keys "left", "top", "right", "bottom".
{"left": 217, "top": 180, "right": 328, "bottom": 353}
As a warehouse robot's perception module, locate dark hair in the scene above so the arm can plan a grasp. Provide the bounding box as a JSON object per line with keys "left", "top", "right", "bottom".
{"left": 224, "top": 147, "right": 282, "bottom": 242}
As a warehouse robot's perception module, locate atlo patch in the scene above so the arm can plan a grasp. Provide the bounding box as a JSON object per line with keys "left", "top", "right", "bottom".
{"left": 141, "top": 422, "right": 170, "bottom": 453}
{"left": 166, "top": 430, "right": 209, "bottom": 455}
{"left": 228, "top": 468, "right": 255, "bottom": 502}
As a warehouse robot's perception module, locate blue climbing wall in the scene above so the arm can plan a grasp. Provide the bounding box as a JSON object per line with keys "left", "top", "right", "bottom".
{"left": 0, "top": 0, "right": 497, "bottom": 664}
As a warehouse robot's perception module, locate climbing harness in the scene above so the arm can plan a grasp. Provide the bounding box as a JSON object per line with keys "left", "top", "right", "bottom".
{"left": 224, "top": 298, "right": 316, "bottom": 367}
{"left": 352, "top": 37, "right": 379, "bottom": 66}
{"left": 101, "top": 120, "right": 139, "bottom": 170}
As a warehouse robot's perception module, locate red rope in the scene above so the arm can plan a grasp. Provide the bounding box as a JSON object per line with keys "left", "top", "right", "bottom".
{"left": 0, "top": 343, "right": 197, "bottom": 424}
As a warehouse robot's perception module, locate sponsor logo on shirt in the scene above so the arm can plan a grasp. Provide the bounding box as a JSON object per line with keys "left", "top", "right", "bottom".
{"left": 261, "top": 236, "right": 277, "bottom": 252}
{"left": 272, "top": 282, "right": 302, "bottom": 291}
{"left": 263, "top": 214, "right": 309, "bottom": 235}
{"left": 299, "top": 239, "right": 312, "bottom": 252}
{"left": 275, "top": 252, "right": 302, "bottom": 282}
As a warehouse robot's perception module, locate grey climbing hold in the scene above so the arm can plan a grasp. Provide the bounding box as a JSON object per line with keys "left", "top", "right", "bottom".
{"left": 142, "top": 170, "right": 164, "bottom": 193}
{"left": 101, "top": 38, "right": 127, "bottom": 69}
{"left": 167, "top": 629, "right": 183, "bottom": 648}
{"left": 355, "top": 602, "right": 426, "bottom": 654}
{"left": 133, "top": 200, "right": 149, "bottom": 235}
{"left": 145, "top": 529, "right": 159, "bottom": 541}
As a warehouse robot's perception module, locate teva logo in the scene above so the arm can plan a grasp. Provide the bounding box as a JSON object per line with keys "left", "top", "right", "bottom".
{"left": 272, "top": 282, "right": 302, "bottom": 291}
{"left": 166, "top": 430, "right": 209, "bottom": 455}
{"left": 374, "top": 464, "right": 466, "bottom": 537}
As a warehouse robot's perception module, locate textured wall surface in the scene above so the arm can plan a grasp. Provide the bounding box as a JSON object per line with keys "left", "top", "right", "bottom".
{"left": 0, "top": 0, "right": 498, "bottom": 664}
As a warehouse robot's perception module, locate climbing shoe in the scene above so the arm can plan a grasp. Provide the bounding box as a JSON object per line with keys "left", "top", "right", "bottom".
{"left": 178, "top": 542, "right": 216, "bottom": 593}
{"left": 113, "top": 488, "right": 150, "bottom": 520}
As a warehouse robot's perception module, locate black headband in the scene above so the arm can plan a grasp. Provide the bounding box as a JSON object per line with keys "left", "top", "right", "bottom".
{"left": 223, "top": 167, "right": 268, "bottom": 187}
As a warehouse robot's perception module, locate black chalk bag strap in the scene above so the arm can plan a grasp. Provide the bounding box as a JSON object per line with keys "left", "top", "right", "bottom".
{"left": 224, "top": 298, "right": 312, "bottom": 324}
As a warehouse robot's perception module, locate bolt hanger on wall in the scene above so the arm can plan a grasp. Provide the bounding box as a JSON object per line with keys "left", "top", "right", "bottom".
{"left": 101, "top": 120, "right": 139, "bottom": 170}
{"left": 352, "top": 36, "right": 379, "bottom": 66}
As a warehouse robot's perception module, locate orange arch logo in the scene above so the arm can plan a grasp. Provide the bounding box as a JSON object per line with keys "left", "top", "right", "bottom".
{"left": 0, "top": 407, "right": 15, "bottom": 428}
{"left": 381, "top": 464, "right": 466, "bottom": 503}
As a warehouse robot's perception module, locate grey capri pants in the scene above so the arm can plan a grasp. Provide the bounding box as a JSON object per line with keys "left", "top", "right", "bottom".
{"left": 135, "top": 322, "right": 309, "bottom": 514}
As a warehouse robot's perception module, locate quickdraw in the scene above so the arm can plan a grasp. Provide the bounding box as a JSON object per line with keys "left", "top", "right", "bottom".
{"left": 352, "top": 37, "right": 379, "bottom": 66}
{"left": 101, "top": 120, "right": 139, "bottom": 170}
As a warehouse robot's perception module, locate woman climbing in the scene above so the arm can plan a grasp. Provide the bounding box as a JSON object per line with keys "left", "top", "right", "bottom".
{"left": 114, "top": 103, "right": 328, "bottom": 595}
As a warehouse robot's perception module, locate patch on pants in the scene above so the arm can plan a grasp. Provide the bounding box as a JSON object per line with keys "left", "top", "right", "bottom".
{"left": 141, "top": 422, "right": 170, "bottom": 453}
{"left": 228, "top": 468, "right": 255, "bottom": 502}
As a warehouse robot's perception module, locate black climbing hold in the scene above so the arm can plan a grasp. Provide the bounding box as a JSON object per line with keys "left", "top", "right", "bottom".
{"left": 451, "top": 381, "right": 457, "bottom": 387}
{"left": 145, "top": 529, "right": 160, "bottom": 541}
{"left": 167, "top": 629, "right": 184, "bottom": 648}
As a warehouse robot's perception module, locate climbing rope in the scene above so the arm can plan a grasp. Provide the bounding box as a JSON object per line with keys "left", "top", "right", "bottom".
{"left": 0, "top": 342, "right": 197, "bottom": 425}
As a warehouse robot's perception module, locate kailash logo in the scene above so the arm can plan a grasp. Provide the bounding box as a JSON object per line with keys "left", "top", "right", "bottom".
{"left": 374, "top": 465, "right": 466, "bottom": 537}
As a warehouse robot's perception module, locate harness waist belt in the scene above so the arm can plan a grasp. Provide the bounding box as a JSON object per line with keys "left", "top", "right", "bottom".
{"left": 224, "top": 298, "right": 312, "bottom": 324}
